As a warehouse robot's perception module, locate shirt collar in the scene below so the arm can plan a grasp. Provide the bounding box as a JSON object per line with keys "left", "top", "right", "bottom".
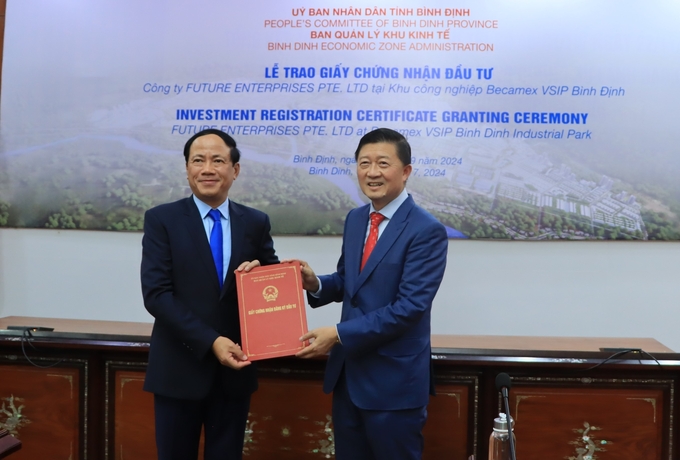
{"left": 192, "top": 195, "right": 230, "bottom": 220}
{"left": 369, "top": 188, "right": 408, "bottom": 220}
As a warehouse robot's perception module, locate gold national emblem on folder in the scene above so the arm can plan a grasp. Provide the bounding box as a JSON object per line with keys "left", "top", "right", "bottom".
{"left": 262, "top": 285, "right": 278, "bottom": 302}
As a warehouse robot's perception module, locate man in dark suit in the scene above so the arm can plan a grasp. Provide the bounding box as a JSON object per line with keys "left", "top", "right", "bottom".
{"left": 141, "top": 129, "right": 278, "bottom": 460}
{"left": 294, "top": 128, "right": 448, "bottom": 460}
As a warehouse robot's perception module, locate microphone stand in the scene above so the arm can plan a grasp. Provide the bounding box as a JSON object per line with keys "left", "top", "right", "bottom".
{"left": 500, "top": 386, "right": 517, "bottom": 460}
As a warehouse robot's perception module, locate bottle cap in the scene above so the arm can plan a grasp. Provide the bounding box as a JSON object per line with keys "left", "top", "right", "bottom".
{"left": 493, "top": 412, "right": 514, "bottom": 432}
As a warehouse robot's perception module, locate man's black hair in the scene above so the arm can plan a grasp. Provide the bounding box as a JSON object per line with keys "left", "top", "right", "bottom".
{"left": 183, "top": 129, "right": 241, "bottom": 165}
{"left": 354, "top": 128, "right": 411, "bottom": 166}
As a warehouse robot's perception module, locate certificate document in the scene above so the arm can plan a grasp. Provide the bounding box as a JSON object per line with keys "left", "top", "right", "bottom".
{"left": 235, "top": 262, "right": 308, "bottom": 360}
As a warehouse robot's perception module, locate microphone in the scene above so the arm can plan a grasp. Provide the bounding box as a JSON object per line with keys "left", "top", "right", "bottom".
{"left": 495, "top": 373, "right": 517, "bottom": 460}
{"left": 495, "top": 372, "right": 512, "bottom": 397}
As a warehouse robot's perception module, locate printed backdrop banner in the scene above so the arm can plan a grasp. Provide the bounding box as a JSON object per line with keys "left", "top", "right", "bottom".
{"left": 1, "top": 1, "right": 679, "bottom": 239}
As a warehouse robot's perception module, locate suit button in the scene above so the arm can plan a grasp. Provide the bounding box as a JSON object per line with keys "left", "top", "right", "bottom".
{"left": 351, "top": 299, "right": 357, "bottom": 307}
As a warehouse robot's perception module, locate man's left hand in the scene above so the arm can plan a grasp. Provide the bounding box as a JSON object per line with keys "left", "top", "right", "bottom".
{"left": 212, "top": 336, "right": 251, "bottom": 370}
{"left": 236, "top": 260, "right": 260, "bottom": 272}
{"left": 296, "top": 326, "right": 338, "bottom": 358}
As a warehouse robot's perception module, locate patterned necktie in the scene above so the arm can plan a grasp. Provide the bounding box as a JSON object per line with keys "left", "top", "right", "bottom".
{"left": 208, "top": 209, "right": 223, "bottom": 288}
{"left": 361, "top": 212, "right": 385, "bottom": 271}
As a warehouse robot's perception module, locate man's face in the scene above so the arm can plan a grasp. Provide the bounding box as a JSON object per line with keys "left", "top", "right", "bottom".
{"left": 356, "top": 142, "right": 411, "bottom": 211}
{"left": 186, "top": 134, "right": 240, "bottom": 208}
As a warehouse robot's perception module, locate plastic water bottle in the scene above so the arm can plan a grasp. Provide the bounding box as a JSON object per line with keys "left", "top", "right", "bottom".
{"left": 488, "top": 412, "right": 515, "bottom": 460}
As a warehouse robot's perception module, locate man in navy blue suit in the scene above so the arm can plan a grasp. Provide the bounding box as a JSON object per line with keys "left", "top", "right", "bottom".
{"left": 294, "top": 128, "right": 448, "bottom": 460}
{"left": 141, "top": 129, "right": 278, "bottom": 460}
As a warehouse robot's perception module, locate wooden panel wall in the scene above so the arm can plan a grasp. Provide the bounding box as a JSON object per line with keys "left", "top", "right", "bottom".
{"left": 424, "top": 382, "right": 475, "bottom": 459}
{"left": 1, "top": 328, "right": 678, "bottom": 459}
{"left": 246, "top": 378, "right": 333, "bottom": 458}
{"left": 509, "top": 377, "right": 670, "bottom": 460}
{"left": 107, "top": 367, "right": 479, "bottom": 459}
{"left": 0, "top": 361, "right": 84, "bottom": 459}
{"left": 113, "top": 370, "right": 156, "bottom": 460}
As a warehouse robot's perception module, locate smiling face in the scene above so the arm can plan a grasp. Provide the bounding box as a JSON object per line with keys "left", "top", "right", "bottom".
{"left": 356, "top": 142, "right": 412, "bottom": 211}
{"left": 186, "top": 134, "right": 240, "bottom": 208}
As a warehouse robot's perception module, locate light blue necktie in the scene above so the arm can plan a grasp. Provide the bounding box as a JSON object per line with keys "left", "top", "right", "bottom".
{"left": 208, "top": 209, "right": 223, "bottom": 288}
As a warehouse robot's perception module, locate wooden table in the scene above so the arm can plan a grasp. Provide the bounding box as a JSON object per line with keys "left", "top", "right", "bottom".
{"left": 1, "top": 316, "right": 678, "bottom": 460}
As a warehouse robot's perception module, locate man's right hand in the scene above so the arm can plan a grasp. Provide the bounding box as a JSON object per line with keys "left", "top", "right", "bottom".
{"left": 212, "top": 336, "right": 251, "bottom": 370}
{"left": 281, "top": 259, "right": 320, "bottom": 293}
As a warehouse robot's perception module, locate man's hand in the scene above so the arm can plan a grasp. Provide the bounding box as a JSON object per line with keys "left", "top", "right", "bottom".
{"left": 236, "top": 260, "right": 260, "bottom": 273}
{"left": 281, "top": 259, "right": 320, "bottom": 293}
{"left": 296, "top": 326, "right": 338, "bottom": 358}
{"left": 212, "top": 336, "right": 251, "bottom": 369}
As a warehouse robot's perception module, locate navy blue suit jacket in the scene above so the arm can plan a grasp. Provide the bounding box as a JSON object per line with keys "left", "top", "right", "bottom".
{"left": 309, "top": 195, "right": 448, "bottom": 411}
{"left": 141, "top": 197, "right": 278, "bottom": 400}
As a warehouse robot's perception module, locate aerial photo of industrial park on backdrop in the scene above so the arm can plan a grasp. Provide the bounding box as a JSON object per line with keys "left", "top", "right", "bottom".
{"left": 1, "top": 1, "right": 679, "bottom": 240}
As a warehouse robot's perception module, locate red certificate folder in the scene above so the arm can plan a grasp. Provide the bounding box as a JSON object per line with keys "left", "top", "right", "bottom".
{"left": 236, "top": 262, "right": 308, "bottom": 360}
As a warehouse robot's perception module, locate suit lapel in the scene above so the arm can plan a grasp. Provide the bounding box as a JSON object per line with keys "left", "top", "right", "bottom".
{"left": 352, "top": 197, "right": 414, "bottom": 296}
{"left": 222, "top": 200, "right": 245, "bottom": 296}
{"left": 346, "top": 206, "right": 370, "bottom": 284}
{"left": 182, "top": 197, "right": 222, "bottom": 291}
